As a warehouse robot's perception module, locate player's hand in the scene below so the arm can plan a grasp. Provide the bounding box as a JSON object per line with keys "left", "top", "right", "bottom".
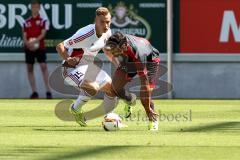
{"left": 25, "top": 41, "right": 32, "bottom": 48}
{"left": 148, "top": 109, "right": 159, "bottom": 122}
{"left": 26, "top": 40, "right": 39, "bottom": 51}
{"left": 27, "top": 42, "right": 36, "bottom": 51}
{"left": 66, "top": 57, "right": 79, "bottom": 67}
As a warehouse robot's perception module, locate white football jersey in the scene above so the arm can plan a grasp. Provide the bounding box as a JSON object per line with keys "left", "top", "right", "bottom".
{"left": 64, "top": 24, "right": 111, "bottom": 57}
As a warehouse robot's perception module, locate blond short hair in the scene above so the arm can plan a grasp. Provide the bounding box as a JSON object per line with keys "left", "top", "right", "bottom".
{"left": 96, "top": 7, "right": 110, "bottom": 16}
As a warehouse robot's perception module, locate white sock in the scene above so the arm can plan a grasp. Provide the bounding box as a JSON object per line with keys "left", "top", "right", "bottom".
{"left": 84, "top": 94, "right": 118, "bottom": 120}
{"left": 102, "top": 94, "right": 119, "bottom": 113}
{"left": 72, "top": 90, "right": 91, "bottom": 112}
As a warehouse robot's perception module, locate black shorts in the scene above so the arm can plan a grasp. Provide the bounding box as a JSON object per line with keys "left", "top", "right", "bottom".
{"left": 116, "top": 61, "right": 160, "bottom": 89}
{"left": 25, "top": 49, "right": 46, "bottom": 64}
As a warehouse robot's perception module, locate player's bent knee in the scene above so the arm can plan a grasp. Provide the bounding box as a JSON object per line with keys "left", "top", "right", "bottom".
{"left": 100, "top": 81, "right": 116, "bottom": 97}
{"left": 81, "top": 80, "right": 99, "bottom": 96}
{"left": 106, "top": 83, "right": 116, "bottom": 97}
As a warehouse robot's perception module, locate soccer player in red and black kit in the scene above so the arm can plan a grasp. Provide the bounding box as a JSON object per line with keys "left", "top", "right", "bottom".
{"left": 22, "top": 0, "right": 52, "bottom": 99}
{"left": 104, "top": 32, "right": 160, "bottom": 131}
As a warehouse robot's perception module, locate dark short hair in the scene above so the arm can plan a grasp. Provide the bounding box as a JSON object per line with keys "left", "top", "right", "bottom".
{"left": 106, "top": 32, "right": 127, "bottom": 48}
{"left": 31, "top": 0, "right": 40, "bottom": 5}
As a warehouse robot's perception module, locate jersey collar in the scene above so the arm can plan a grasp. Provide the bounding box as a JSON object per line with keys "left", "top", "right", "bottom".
{"left": 32, "top": 14, "right": 40, "bottom": 20}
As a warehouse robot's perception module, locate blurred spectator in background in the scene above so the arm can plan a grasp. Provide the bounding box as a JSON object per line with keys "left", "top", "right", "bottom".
{"left": 22, "top": 0, "right": 52, "bottom": 99}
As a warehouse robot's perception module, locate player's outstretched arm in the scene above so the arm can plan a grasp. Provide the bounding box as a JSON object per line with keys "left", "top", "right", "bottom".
{"left": 139, "top": 76, "right": 158, "bottom": 121}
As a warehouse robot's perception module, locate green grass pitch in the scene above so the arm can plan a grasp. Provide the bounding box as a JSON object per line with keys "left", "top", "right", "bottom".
{"left": 0, "top": 99, "right": 239, "bottom": 160}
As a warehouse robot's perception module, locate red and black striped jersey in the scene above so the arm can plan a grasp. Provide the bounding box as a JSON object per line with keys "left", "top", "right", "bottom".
{"left": 121, "top": 34, "right": 160, "bottom": 77}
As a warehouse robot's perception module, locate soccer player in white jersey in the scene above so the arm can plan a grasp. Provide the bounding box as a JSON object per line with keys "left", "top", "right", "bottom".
{"left": 56, "top": 7, "right": 136, "bottom": 126}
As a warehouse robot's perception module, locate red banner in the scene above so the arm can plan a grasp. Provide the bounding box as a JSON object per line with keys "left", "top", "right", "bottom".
{"left": 180, "top": 0, "right": 240, "bottom": 53}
